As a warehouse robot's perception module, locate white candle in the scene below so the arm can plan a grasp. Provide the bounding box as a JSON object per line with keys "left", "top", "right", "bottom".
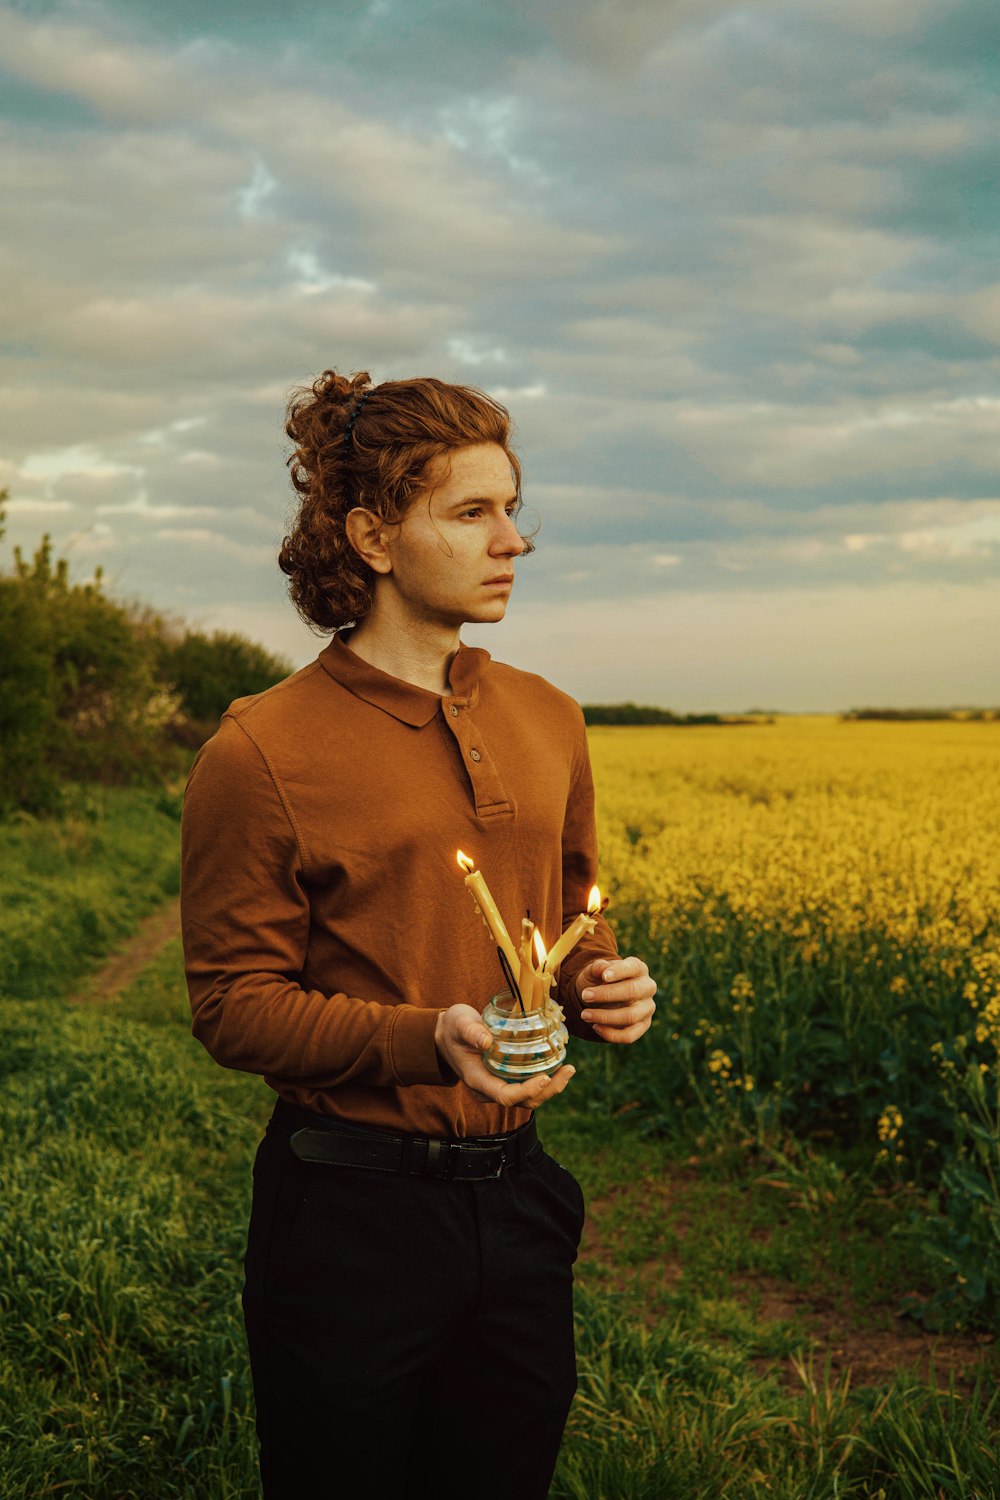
{"left": 517, "top": 917, "right": 535, "bottom": 1012}
{"left": 531, "top": 928, "right": 553, "bottom": 1010}
{"left": 542, "top": 886, "right": 602, "bottom": 974}
{"left": 456, "top": 850, "right": 520, "bottom": 977}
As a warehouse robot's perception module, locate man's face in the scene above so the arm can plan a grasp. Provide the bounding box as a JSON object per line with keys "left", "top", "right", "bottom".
{"left": 380, "top": 443, "right": 525, "bottom": 628}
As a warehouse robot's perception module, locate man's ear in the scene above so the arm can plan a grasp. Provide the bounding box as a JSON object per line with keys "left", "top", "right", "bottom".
{"left": 345, "top": 508, "right": 393, "bottom": 575}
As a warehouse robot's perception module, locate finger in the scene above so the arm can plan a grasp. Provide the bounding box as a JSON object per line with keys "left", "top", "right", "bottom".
{"left": 581, "top": 984, "right": 657, "bottom": 1015}
{"left": 592, "top": 1019, "right": 654, "bottom": 1044}
{"left": 583, "top": 993, "right": 656, "bottom": 1022}
{"left": 581, "top": 1003, "right": 647, "bottom": 1028}
{"left": 506, "top": 1068, "right": 572, "bottom": 1108}
{"left": 577, "top": 959, "right": 607, "bottom": 989}
{"left": 497, "top": 1066, "right": 575, "bottom": 1109}
{"left": 465, "top": 1063, "right": 565, "bottom": 1107}
{"left": 581, "top": 979, "right": 652, "bottom": 1007}
{"left": 596, "top": 957, "right": 647, "bottom": 985}
{"left": 460, "top": 1022, "right": 494, "bottom": 1053}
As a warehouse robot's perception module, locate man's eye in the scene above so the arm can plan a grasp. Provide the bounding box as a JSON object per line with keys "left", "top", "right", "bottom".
{"left": 462, "top": 507, "right": 483, "bottom": 519}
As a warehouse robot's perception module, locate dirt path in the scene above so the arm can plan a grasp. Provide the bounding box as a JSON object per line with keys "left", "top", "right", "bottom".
{"left": 581, "top": 1184, "right": 997, "bottom": 1392}
{"left": 68, "top": 896, "right": 181, "bottom": 1004}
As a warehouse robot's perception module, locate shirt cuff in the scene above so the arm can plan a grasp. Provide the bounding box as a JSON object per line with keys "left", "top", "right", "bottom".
{"left": 388, "top": 1006, "right": 459, "bottom": 1086}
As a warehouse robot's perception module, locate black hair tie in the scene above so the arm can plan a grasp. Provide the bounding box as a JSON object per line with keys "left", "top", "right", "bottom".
{"left": 343, "top": 389, "right": 374, "bottom": 448}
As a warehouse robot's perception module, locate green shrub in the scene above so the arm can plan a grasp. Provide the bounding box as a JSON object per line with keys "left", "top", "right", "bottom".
{"left": 0, "top": 517, "right": 183, "bottom": 812}
{"left": 0, "top": 500, "right": 292, "bottom": 811}
{"left": 155, "top": 629, "right": 292, "bottom": 728}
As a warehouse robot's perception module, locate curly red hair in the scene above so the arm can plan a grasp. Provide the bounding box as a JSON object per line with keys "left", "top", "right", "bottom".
{"left": 279, "top": 369, "right": 531, "bottom": 632}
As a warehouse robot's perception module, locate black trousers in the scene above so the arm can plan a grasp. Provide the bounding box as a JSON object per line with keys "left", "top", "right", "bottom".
{"left": 242, "top": 1100, "right": 585, "bottom": 1499}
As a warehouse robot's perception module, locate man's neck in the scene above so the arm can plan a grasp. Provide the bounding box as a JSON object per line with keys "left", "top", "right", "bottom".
{"left": 345, "top": 611, "right": 461, "bottom": 696}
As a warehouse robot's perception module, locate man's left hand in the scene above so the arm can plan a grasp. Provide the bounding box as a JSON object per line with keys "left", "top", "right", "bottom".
{"left": 574, "top": 956, "right": 657, "bottom": 1043}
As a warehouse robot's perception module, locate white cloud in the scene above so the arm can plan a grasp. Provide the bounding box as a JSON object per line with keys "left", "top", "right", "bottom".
{"left": 286, "top": 249, "right": 377, "bottom": 296}
{"left": 447, "top": 337, "right": 509, "bottom": 366}
{"left": 667, "top": 395, "right": 1000, "bottom": 487}
{"left": 20, "top": 445, "right": 142, "bottom": 486}
{"left": 152, "top": 527, "right": 275, "bottom": 565}
{"left": 0, "top": 10, "right": 204, "bottom": 122}
{"left": 847, "top": 509, "right": 1000, "bottom": 561}
{"left": 713, "top": 213, "right": 930, "bottom": 326}
{"left": 3, "top": 497, "right": 75, "bottom": 515}
{"left": 96, "top": 491, "right": 218, "bottom": 519}
{"left": 236, "top": 157, "right": 278, "bottom": 219}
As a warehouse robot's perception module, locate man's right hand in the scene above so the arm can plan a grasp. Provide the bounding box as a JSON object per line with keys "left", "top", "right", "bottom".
{"left": 434, "top": 1004, "right": 575, "bottom": 1109}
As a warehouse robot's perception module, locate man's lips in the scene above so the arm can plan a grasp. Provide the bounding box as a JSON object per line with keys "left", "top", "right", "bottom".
{"left": 483, "top": 576, "right": 514, "bottom": 585}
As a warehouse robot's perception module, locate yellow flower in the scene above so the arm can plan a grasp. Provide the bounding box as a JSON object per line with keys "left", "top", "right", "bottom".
{"left": 877, "top": 1106, "right": 904, "bottom": 1142}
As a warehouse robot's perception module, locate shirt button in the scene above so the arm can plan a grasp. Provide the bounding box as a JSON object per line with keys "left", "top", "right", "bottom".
{"left": 470, "top": 748, "right": 481, "bottom": 762}
{"left": 450, "top": 705, "right": 459, "bottom": 717}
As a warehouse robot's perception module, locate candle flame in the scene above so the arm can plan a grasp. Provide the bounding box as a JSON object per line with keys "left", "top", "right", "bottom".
{"left": 533, "top": 928, "right": 547, "bottom": 965}
{"left": 456, "top": 850, "right": 475, "bottom": 874}
{"left": 588, "top": 885, "right": 601, "bottom": 914}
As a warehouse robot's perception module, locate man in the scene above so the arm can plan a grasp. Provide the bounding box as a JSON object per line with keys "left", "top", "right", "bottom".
{"left": 180, "top": 370, "right": 656, "bottom": 1498}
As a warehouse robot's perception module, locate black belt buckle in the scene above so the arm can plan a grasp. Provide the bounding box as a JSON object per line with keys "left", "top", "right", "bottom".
{"left": 464, "top": 1140, "right": 508, "bottom": 1180}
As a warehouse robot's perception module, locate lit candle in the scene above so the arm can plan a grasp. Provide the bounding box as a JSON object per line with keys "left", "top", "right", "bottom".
{"left": 456, "top": 850, "right": 520, "bottom": 977}
{"left": 542, "top": 886, "right": 602, "bottom": 975}
{"left": 532, "top": 927, "right": 554, "bottom": 1010}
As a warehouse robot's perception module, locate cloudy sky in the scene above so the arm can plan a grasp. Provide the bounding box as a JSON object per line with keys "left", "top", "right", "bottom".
{"left": 1, "top": 0, "right": 997, "bottom": 711}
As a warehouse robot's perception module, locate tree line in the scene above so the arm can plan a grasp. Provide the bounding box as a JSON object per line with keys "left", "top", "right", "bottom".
{"left": 582, "top": 704, "right": 767, "bottom": 725}
{"left": 0, "top": 499, "right": 293, "bottom": 814}
{"left": 842, "top": 706, "right": 998, "bottom": 721}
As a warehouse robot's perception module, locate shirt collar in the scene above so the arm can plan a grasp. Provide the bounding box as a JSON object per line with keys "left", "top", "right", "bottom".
{"left": 317, "top": 629, "right": 491, "bottom": 727}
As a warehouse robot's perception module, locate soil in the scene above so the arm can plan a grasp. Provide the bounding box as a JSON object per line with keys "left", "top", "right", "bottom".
{"left": 68, "top": 896, "right": 181, "bottom": 1004}
{"left": 736, "top": 1270, "right": 996, "bottom": 1392}
{"left": 580, "top": 1175, "right": 997, "bottom": 1393}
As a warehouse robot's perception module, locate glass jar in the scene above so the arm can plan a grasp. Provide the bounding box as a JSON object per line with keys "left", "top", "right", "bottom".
{"left": 481, "top": 988, "right": 569, "bottom": 1080}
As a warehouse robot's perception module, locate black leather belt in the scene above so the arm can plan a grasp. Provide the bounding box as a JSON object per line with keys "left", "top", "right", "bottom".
{"left": 274, "top": 1098, "right": 539, "bottom": 1182}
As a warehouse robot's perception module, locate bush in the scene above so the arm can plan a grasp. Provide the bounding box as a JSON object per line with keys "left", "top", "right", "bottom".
{"left": 155, "top": 628, "right": 292, "bottom": 729}
{"left": 0, "top": 499, "right": 293, "bottom": 811}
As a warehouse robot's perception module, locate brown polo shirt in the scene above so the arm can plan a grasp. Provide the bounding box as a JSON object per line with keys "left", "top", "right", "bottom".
{"left": 180, "top": 629, "right": 618, "bottom": 1138}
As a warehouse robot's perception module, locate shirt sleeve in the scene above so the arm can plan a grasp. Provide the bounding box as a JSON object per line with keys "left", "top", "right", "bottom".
{"left": 554, "top": 711, "right": 619, "bottom": 1042}
{"left": 180, "top": 714, "right": 454, "bottom": 1089}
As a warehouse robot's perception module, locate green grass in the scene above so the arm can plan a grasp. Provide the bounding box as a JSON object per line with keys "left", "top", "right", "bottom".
{"left": 1, "top": 944, "right": 997, "bottom": 1498}
{"left": 2, "top": 789, "right": 998, "bottom": 1497}
{"left": 0, "top": 783, "right": 184, "bottom": 1001}
{"left": 0, "top": 1000, "right": 266, "bottom": 1496}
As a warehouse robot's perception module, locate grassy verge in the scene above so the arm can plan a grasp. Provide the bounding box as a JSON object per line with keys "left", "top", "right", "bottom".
{"left": 1, "top": 942, "right": 997, "bottom": 1499}
{"left": 0, "top": 783, "right": 185, "bottom": 1001}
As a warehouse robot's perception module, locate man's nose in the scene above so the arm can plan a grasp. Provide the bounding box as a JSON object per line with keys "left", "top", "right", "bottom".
{"left": 492, "top": 513, "right": 527, "bottom": 556}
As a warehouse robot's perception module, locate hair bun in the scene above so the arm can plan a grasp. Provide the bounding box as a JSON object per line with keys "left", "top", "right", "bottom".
{"left": 314, "top": 369, "right": 371, "bottom": 408}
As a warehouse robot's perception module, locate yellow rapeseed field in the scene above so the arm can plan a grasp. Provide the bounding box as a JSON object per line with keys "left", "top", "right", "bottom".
{"left": 589, "top": 715, "right": 1000, "bottom": 1044}
{"left": 583, "top": 714, "right": 1000, "bottom": 1322}
{"left": 584, "top": 716, "right": 1000, "bottom": 1175}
